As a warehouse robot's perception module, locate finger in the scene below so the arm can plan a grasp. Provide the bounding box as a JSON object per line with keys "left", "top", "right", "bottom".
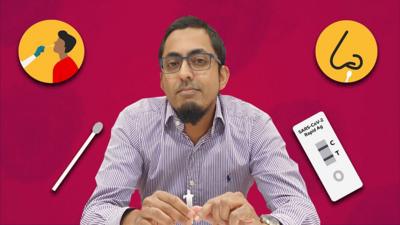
{"left": 198, "top": 198, "right": 216, "bottom": 220}
{"left": 137, "top": 220, "right": 152, "bottom": 225}
{"left": 192, "top": 205, "right": 202, "bottom": 213}
{"left": 196, "top": 205, "right": 214, "bottom": 223}
{"left": 240, "top": 218, "right": 257, "bottom": 225}
{"left": 199, "top": 206, "right": 214, "bottom": 223}
{"left": 212, "top": 202, "right": 223, "bottom": 224}
{"left": 135, "top": 216, "right": 152, "bottom": 225}
{"left": 140, "top": 207, "right": 174, "bottom": 225}
{"left": 156, "top": 191, "right": 193, "bottom": 219}
{"left": 192, "top": 206, "right": 202, "bottom": 221}
{"left": 229, "top": 205, "right": 253, "bottom": 225}
{"left": 152, "top": 197, "right": 193, "bottom": 225}
{"left": 221, "top": 196, "right": 247, "bottom": 221}
{"left": 219, "top": 198, "right": 231, "bottom": 221}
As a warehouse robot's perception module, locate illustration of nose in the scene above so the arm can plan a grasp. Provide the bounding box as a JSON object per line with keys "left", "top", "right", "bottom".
{"left": 330, "top": 30, "right": 364, "bottom": 82}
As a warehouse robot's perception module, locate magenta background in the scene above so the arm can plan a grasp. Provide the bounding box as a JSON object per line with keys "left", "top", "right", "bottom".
{"left": 1, "top": 0, "right": 399, "bottom": 224}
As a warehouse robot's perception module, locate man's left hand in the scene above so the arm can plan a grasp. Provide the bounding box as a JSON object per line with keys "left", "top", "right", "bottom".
{"left": 197, "top": 192, "right": 262, "bottom": 225}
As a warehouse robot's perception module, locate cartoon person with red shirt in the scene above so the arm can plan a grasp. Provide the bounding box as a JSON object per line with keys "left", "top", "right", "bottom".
{"left": 53, "top": 30, "right": 78, "bottom": 83}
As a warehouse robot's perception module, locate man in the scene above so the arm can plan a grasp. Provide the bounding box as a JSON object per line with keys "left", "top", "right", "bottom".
{"left": 81, "top": 16, "right": 320, "bottom": 225}
{"left": 53, "top": 30, "right": 78, "bottom": 83}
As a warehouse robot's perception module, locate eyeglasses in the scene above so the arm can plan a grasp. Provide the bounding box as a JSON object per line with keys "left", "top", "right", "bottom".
{"left": 160, "top": 52, "right": 221, "bottom": 74}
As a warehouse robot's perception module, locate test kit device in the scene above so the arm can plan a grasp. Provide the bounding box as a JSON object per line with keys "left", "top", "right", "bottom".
{"left": 293, "top": 112, "right": 363, "bottom": 201}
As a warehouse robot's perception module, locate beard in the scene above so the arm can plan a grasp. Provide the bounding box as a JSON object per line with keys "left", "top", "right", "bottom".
{"left": 174, "top": 101, "right": 207, "bottom": 125}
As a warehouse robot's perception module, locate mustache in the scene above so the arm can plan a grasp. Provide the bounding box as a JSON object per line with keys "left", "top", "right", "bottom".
{"left": 176, "top": 82, "right": 201, "bottom": 93}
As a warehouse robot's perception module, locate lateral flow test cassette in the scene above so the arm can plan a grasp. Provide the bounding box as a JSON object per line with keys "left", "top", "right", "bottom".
{"left": 293, "top": 112, "right": 363, "bottom": 202}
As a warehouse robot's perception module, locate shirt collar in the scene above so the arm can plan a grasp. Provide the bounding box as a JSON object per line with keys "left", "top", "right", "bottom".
{"left": 164, "top": 95, "right": 225, "bottom": 134}
{"left": 211, "top": 95, "right": 225, "bottom": 135}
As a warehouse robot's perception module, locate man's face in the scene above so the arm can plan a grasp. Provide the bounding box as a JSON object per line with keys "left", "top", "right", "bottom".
{"left": 160, "top": 28, "right": 229, "bottom": 118}
{"left": 54, "top": 38, "right": 65, "bottom": 54}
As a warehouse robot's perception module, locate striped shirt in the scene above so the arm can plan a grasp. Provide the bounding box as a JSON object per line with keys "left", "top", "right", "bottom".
{"left": 81, "top": 95, "right": 320, "bottom": 225}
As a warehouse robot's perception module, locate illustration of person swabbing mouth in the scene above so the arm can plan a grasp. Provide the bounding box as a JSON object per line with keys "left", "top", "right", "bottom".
{"left": 20, "top": 30, "right": 78, "bottom": 83}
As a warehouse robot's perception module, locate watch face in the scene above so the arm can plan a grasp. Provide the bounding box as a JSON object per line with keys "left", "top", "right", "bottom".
{"left": 261, "top": 215, "right": 280, "bottom": 225}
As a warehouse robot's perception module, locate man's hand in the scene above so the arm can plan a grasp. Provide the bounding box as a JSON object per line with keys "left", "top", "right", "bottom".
{"left": 197, "top": 192, "right": 262, "bottom": 225}
{"left": 121, "top": 190, "right": 194, "bottom": 225}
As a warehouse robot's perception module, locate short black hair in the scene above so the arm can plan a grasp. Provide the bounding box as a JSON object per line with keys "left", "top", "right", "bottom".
{"left": 159, "top": 16, "right": 226, "bottom": 67}
{"left": 58, "top": 30, "right": 76, "bottom": 53}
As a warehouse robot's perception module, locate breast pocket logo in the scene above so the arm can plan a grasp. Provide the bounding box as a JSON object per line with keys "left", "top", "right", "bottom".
{"left": 315, "top": 20, "right": 378, "bottom": 84}
{"left": 18, "top": 20, "right": 85, "bottom": 84}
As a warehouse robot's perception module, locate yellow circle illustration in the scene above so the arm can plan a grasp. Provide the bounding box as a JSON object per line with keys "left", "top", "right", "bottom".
{"left": 18, "top": 20, "right": 85, "bottom": 84}
{"left": 315, "top": 20, "right": 378, "bottom": 83}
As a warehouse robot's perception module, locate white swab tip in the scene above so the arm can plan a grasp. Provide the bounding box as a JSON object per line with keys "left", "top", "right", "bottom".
{"left": 92, "top": 122, "right": 103, "bottom": 134}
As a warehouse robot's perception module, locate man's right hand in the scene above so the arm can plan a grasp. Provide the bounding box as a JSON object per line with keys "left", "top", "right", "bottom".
{"left": 121, "top": 191, "right": 195, "bottom": 225}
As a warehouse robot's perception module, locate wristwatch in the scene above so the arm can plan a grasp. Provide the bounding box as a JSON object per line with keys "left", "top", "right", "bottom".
{"left": 260, "top": 215, "right": 281, "bottom": 225}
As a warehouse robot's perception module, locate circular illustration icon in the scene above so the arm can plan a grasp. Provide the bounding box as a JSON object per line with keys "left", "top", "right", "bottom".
{"left": 18, "top": 20, "right": 85, "bottom": 84}
{"left": 315, "top": 20, "right": 378, "bottom": 84}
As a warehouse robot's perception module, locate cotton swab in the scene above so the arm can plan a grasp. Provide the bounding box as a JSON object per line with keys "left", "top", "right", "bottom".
{"left": 345, "top": 70, "right": 352, "bottom": 83}
{"left": 52, "top": 122, "right": 103, "bottom": 192}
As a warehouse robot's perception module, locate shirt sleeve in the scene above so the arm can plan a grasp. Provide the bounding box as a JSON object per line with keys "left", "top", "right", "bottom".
{"left": 20, "top": 55, "right": 36, "bottom": 68}
{"left": 81, "top": 109, "right": 143, "bottom": 225}
{"left": 249, "top": 112, "right": 320, "bottom": 225}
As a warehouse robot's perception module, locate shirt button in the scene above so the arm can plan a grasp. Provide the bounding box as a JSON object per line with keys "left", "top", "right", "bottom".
{"left": 189, "top": 180, "right": 195, "bottom": 186}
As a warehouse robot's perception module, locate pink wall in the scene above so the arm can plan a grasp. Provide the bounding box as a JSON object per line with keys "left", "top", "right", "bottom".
{"left": 1, "top": 0, "right": 399, "bottom": 224}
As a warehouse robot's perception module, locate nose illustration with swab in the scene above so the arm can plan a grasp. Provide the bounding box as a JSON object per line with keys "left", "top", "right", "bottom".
{"left": 330, "top": 30, "right": 363, "bottom": 83}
